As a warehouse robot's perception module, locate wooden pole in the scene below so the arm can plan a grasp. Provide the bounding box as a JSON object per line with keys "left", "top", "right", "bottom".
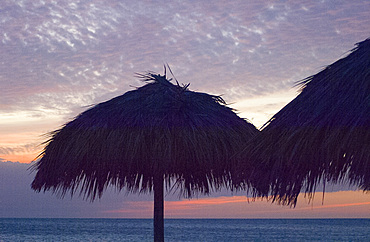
{"left": 153, "top": 175, "right": 164, "bottom": 242}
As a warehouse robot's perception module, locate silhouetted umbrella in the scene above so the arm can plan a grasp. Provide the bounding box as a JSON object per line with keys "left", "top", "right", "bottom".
{"left": 238, "top": 38, "right": 370, "bottom": 206}
{"left": 31, "top": 70, "right": 258, "bottom": 241}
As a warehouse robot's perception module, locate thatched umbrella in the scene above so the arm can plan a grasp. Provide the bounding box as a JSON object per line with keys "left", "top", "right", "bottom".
{"left": 238, "top": 38, "right": 370, "bottom": 206}
{"left": 31, "top": 70, "right": 258, "bottom": 241}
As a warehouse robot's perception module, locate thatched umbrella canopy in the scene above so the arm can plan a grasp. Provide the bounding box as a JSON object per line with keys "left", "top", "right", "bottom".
{"left": 31, "top": 70, "right": 258, "bottom": 241}
{"left": 238, "top": 38, "right": 370, "bottom": 206}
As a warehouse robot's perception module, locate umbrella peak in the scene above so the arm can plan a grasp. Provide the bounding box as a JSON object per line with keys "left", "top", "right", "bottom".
{"left": 134, "top": 72, "right": 192, "bottom": 102}
{"left": 135, "top": 65, "right": 190, "bottom": 92}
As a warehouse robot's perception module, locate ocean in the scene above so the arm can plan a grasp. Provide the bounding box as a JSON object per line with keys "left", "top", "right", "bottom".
{"left": 0, "top": 218, "right": 369, "bottom": 241}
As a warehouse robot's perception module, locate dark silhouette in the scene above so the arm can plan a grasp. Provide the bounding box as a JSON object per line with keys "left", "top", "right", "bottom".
{"left": 31, "top": 69, "right": 258, "bottom": 241}
{"left": 237, "top": 38, "right": 370, "bottom": 206}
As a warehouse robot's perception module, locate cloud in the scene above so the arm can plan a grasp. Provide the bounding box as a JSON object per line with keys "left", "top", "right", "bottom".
{"left": 1, "top": 161, "right": 368, "bottom": 218}
{"left": 297, "top": 202, "right": 370, "bottom": 210}
{"left": 1, "top": 0, "right": 369, "bottom": 116}
{"left": 1, "top": 0, "right": 369, "bottom": 214}
{"left": 0, "top": 143, "right": 39, "bottom": 155}
{"left": 1, "top": 1, "right": 124, "bottom": 51}
{"left": 104, "top": 191, "right": 370, "bottom": 218}
{"left": 230, "top": 88, "right": 299, "bottom": 127}
{"left": 0, "top": 161, "right": 153, "bottom": 218}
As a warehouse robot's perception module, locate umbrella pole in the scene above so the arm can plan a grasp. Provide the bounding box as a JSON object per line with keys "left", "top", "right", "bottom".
{"left": 153, "top": 175, "right": 164, "bottom": 242}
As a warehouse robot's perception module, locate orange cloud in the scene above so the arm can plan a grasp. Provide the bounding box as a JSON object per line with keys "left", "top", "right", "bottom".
{"left": 166, "top": 196, "right": 248, "bottom": 207}
{"left": 103, "top": 191, "right": 370, "bottom": 218}
{"left": 297, "top": 202, "right": 370, "bottom": 210}
{"left": 0, "top": 152, "right": 39, "bottom": 164}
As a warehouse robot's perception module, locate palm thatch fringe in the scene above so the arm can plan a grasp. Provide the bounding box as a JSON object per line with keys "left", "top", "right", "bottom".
{"left": 237, "top": 38, "right": 370, "bottom": 206}
{"left": 31, "top": 71, "right": 259, "bottom": 201}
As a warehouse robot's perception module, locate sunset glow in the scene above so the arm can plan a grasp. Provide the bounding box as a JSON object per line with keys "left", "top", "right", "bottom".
{"left": 1, "top": 0, "right": 369, "bottom": 219}
{"left": 103, "top": 191, "right": 370, "bottom": 218}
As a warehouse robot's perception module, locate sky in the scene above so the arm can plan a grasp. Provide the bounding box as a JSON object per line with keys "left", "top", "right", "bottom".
{"left": 0, "top": 0, "right": 369, "bottom": 218}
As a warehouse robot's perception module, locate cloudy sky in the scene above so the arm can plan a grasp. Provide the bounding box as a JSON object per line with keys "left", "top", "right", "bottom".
{"left": 0, "top": 0, "right": 369, "bottom": 218}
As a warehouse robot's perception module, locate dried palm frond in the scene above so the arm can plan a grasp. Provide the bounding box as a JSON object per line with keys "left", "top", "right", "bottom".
{"left": 31, "top": 71, "right": 259, "bottom": 200}
{"left": 238, "top": 38, "right": 370, "bottom": 206}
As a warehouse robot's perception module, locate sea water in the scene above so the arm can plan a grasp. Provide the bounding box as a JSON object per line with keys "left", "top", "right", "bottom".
{"left": 0, "top": 218, "right": 369, "bottom": 241}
